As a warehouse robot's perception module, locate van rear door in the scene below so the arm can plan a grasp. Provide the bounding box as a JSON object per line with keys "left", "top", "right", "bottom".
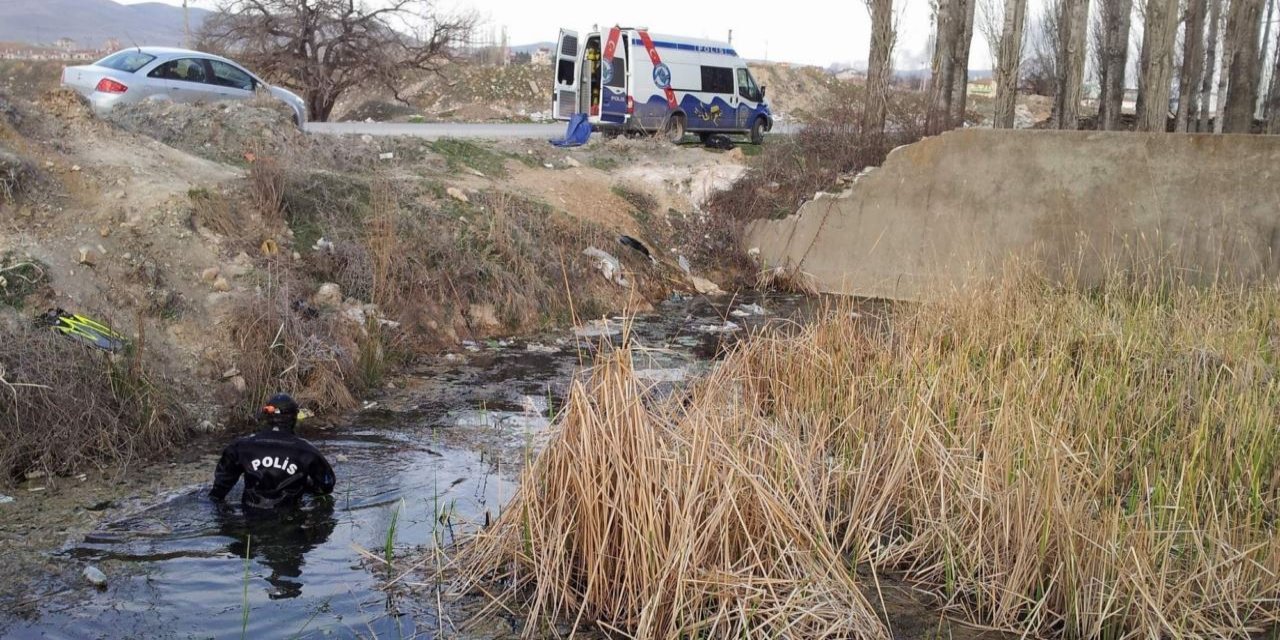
{"left": 599, "top": 28, "right": 628, "bottom": 124}
{"left": 553, "top": 29, "right": 580, "bottom": 120}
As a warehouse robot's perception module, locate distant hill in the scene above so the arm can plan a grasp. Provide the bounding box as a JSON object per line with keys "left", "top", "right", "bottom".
{"left": 0, "top": 0, "right": 210, "bottom": 49}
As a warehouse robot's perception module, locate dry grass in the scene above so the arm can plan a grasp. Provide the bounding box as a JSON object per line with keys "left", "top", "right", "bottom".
{"left": 457, "top": 265, "right": 1280, "bottom": 638}
{"left": 0, "top": 321, "right": 190, "bottom": 484}
{"left": 247, "top": 152, "right": 287, "bottom": 224}
{"left": 223, "top": 261, "right": 368, "bottom": 420}
{"left": 456, "top": 338, "right": 887, "bottom": 639}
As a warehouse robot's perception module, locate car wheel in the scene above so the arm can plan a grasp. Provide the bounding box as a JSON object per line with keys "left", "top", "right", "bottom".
{"left": 663, "top": 114, "right": 685, "bottom": 144}
{"left": 749, "top": 117, "right": 766, "bottom": 145}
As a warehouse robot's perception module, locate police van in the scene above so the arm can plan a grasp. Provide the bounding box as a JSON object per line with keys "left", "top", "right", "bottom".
{"left": 552, "top": 26, "right": 774, "bottom": 143}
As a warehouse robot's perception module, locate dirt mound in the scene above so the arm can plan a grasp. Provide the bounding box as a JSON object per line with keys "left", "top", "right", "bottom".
{"left": 105, "top": 98, "right": 304, "bottom": 164}
{"left": 36, "top": 87, "right": 93, "bottom": 125}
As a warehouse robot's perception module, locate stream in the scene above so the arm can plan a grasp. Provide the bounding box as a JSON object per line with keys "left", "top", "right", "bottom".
{"left": 7, "top": 293, "right": 809, "bottom": 639}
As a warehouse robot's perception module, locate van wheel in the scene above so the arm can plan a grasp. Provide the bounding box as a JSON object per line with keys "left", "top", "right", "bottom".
{"left": 749, "top": 117, "right": 766, "bottom": 145}
{"left": 663, "top": 114, "right": 685, "bottom": 143}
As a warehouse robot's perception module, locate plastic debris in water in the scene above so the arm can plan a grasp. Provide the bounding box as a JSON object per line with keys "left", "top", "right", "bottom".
{"left": 730, "top": 303, "right": 768, "bottom": 318}
{"left": 83, "top": 566, "right": 108, "bottom": 588}
{"left": 696, "top": 321, "right": 741, "bottom": 333}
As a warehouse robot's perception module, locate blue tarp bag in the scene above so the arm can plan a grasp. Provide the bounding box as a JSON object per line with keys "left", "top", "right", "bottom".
{"left": 550, "top": 113, "right": 591, "bottom": 147}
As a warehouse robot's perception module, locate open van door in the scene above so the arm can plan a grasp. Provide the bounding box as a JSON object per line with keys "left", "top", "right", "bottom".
{"left": 599, "top": 27, "right": 628, "bottom": 124}
{"left": 553, "top": 29, "right": 580, "bottom": 120}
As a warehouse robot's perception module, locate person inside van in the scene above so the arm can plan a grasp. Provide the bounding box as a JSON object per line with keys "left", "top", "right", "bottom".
{"left": 586, "top": 41, "right": 601, "bottom": 112}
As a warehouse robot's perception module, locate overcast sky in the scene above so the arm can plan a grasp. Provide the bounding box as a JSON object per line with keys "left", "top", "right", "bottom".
{"left": 114, "top": 0, "right": 1000, "bottom": 71}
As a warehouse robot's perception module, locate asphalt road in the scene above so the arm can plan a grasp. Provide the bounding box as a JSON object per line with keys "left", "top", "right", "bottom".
{"left": 305, "top": 120, "right": 797, "bottom": 139}
{"left": 305, "top": 121, "right": 567, "bottom": 139}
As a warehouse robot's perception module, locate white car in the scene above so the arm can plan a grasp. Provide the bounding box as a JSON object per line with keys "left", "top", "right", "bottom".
{"left": 61, "top": 47, "right": 307, "bottom": 125}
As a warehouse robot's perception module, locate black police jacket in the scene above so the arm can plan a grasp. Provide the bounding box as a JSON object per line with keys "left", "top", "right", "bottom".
{"left": 209, "top": 428, "right": 336, "bottom": 509}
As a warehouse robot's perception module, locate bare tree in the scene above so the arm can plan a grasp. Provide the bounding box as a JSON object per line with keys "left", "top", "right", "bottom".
{"left": 949, "top": 0, "right": 979, "bottom": 126}
{"left": 1269, "top": 14, "right": 1280, "bottom": 129}
{"left": 1136, "top": 0, "right": 1179, "bottom": 130}
{"left": 1175, "top": 0, "right": 1210, "bottom": 129}
{"left": 1259, "top": 0, "right": 1277, "bottom": 104}
{"left": 1097, "top": 0, "right": 1135, "bottom": 128}
{"left": 1024, "top": 0, "right": 1063, "bottom": 96}
{"left": 1222, "top": 0, "right": 1264, "bottom": 131}
{"left": 983, "top": 0, "right": 1030, "bottom": 126}
{"left": 927, "top": 0, "right": 958, "bottom": 133}
{"left": 1199, "top": 0, "right": 1224, "bottom": 130}
{"left": 863, "top": 0, "right": 898, "bottom": 136}
{"left": 199, "top": 0, "right": 476, "bottom": 122}
{"left": 1056, "top": 0, "right": 1091, "bottom": 128}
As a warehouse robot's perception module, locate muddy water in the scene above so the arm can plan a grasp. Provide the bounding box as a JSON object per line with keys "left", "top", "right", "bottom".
{"left": 8, "top": 293, "right": 811, "bottom": 639}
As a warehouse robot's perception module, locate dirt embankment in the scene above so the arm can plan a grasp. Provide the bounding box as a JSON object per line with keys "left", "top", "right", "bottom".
{"left": 332, "top": 59, "right": 854, "bottom": 124}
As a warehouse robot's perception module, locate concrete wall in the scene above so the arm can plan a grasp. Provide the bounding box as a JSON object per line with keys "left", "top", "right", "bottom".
{"left": 747, "top": 129, "right": 1280, "bottom": 299}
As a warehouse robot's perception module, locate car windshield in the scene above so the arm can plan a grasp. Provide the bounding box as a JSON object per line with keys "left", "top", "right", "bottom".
{"left": 96, "top": 51, "right": 156, "bottom": 73}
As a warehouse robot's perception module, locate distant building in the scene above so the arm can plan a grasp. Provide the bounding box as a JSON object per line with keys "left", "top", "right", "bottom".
{"left": 54, "top": 37, "right": 76, "bottom": 50}
{"left": 531, "top": 47, "right": 552, "bottom": 65}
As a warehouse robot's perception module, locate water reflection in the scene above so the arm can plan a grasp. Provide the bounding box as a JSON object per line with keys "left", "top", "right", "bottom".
{"left": 217, "top": 499, "right": 337, "bottom": 600}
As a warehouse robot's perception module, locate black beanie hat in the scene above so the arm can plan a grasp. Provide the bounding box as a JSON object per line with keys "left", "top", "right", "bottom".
{"left": 262, "top": 393, "right": 299, "bottom": 430}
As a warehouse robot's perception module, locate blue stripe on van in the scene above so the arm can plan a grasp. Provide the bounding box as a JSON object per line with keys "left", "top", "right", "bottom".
{"left": 631, "top": 38, "right": 738, "bottom": 57}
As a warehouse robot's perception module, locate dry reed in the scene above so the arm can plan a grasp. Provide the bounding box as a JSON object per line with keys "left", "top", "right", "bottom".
{"left": 457, "top": 265, "right": 1280, "bottom": 638}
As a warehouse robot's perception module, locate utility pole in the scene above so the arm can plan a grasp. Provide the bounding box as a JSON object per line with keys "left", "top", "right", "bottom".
{"left": 728, "top": 29, "right": 733, "bottom": 45}
{"left": 183, "top": 0, "right": 191, "bottom": 48}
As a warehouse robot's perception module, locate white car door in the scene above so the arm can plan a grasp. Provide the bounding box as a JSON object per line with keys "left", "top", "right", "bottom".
{"left": 203, "top": 59, "right": 258, "bottom": 102}
{"left": 147, "top": 57, "right": 213, "bottom": 103}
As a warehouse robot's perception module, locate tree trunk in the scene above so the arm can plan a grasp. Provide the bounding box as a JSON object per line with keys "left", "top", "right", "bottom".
{"left": 1213, "top": 0, "right": 1233, "bottom": 131}
{"left": 1098, "top": 0, "right": 1135, "bottom": 128}
{"left": 863, "top": 0, "right": 896, "bottom": 137}
{"left": 950, "top": 0, "right": 978, "bottom": 126}
{"left": 1137, "top": 0, "right": 1179, "bottom": 130}
{"left": 1176, "top": 0, "right": 1210, "bottom": 129}
{"left": 993, "top": 0, "right": 1029, "bottom": 127}
{"left": 1056, "top": 0, "right": 1090, "bottom": 129}
{"left": 1259, "top": 0, "right": 1276, "bottom": 108}
{"left": 927, "top": 0, "right": 957, "bottom": 134}
{"left": 1222, "top": 0, "right": 1264, "bottom": 131}
{"left": 1269, "top": 14, "right": 1280, "bottom": 130}
{"left": 1199, "top": 0, "right": 1224, "bottom": 130}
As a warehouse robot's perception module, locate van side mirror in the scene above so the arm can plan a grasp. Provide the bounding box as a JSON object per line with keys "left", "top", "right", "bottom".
{"left": 760, "top": 85, "right": 767, "bottom": 100}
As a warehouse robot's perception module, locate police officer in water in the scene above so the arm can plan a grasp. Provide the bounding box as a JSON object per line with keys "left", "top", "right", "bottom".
{"left": 209, "top": 393, "right": 336, "bottom": 509}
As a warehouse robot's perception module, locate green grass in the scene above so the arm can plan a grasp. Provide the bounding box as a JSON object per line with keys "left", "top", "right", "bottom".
{"left": 430, "top": 138, "right": 509, "bottom": 178}
{"left": 241, "top": 534, "right": 252, "bottom": 639}
{"left": 384, "top": 499, "right": 403, "bottom": 566}
{"left": 0, "top": 254, "right": 49, "bottom": 309}
{"left": 588, "top": 156, "right": 620, "bottom": 172}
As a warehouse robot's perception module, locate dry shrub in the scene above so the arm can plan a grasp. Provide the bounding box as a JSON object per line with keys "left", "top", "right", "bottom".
{"left": 755, "top": 264, "right": 819, "bottom": 295}
{"left": 457, "top": 343, "right": 886, "bottom": 639}
{"left": 248, "top": 153, "right": 287, "bottom": 224}
{"left": 459, "top": 265, "right": 1280, "bottom": 638}
{"left": 0, "top": 323, "right": 190, "bottom": 484}
{"left": 693, "top": 89, "right": 927, "bottom": 279}
{"left": 0, "top": 147, "right": 33, "bottom": 203}
{"left": 187, "top": 187, "right": 239, "bottom": 238}
{"left": 223, "top": 263, "right": 372, "bottom": 420}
